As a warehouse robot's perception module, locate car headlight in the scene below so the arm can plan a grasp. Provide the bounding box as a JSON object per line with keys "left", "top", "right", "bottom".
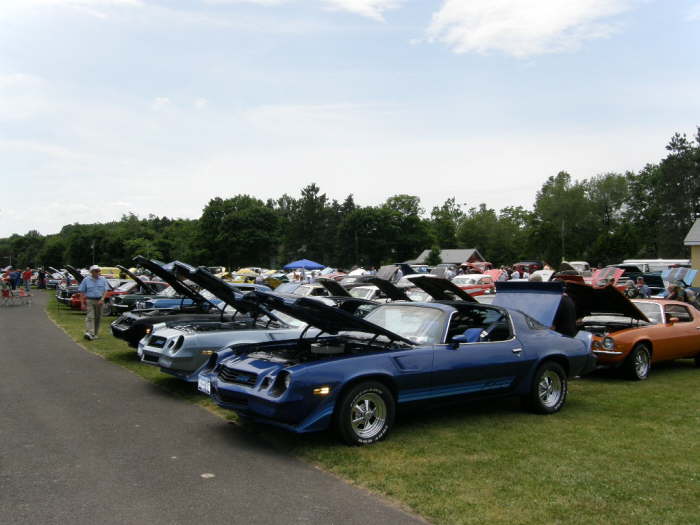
{"left": 602, "top": 337, "right": 616, "bottom": 350}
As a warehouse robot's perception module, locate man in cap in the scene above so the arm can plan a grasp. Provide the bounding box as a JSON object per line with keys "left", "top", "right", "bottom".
{"left": 78, "top": 265, "right": 112, "bottom": 340}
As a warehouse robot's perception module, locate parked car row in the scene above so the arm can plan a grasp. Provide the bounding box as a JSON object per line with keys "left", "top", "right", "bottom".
{"left": 51, "top": 256, "right": 700, "bottom": 446}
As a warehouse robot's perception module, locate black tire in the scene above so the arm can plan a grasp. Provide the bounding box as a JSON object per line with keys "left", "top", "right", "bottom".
{"left": 526, "top": 361, "right": 568, "bottom": 414}
{"left": 694, "top": 355, "right": 700, "bottom": 368}
{"left": 335, "top": 381, "right": 395, "bottom": 446}
{"left": 622, "top": 343, "right": 651, "bottom": 381}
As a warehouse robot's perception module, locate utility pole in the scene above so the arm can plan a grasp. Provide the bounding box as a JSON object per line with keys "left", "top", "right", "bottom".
{"left": 91, "top": 241, "right": 96, "bottom": 265}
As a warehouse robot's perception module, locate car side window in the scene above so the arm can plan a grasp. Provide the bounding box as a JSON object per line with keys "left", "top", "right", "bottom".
{"left": 446, "top": 307, "right": 511, "bottom": 343}
{"left": 664, "top": 304, "right": 692, "bottom": 323}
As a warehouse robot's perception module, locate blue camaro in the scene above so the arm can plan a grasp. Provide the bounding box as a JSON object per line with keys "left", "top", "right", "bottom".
{"left": 198, "top": 285, "right": 596, "bottom": 445}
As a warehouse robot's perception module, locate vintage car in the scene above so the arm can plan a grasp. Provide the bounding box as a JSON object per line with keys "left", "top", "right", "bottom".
{"left": 99, "top": 265, "right": 171, "bottom": 315}
{"left": 111, "top": 257, "right": 231, "bottom": 347}
{"left": 139, "top": 265, "right": 378, "bottom": 382}
{"left": 55, "top": 265, "right": 82, "bottom": 305}
{"left": 198, "top": 286, "right": 595, "bottom": 445}
{"left": 512, "top": 261, "right": 544, "bottom": 274}
{"left": 576, "top": 292, "right": 700, "bottom": 380}
{"left": 451, "top": 274, "right": 495, "bottom": 296}
{"left": 70, "top": 278, "right": 129, "bottom": 311}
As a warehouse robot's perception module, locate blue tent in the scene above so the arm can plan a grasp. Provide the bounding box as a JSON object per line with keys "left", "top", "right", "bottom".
{"left": 283, "top": 259, "right": 325, "bottom": 271}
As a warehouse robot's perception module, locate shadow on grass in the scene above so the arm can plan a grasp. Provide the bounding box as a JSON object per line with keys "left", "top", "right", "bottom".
{"left": 582, "top": 359, "right": 697, "bottom": 383}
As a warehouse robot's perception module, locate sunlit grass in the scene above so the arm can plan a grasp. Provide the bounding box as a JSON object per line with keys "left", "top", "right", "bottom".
{"left": 46, "top": 292, "right": 700, "bottom": 524}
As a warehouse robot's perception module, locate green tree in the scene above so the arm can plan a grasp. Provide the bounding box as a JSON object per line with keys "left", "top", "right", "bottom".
{"left": 430, "top": 197, "right": 463, "bottom": 248}
{"left": 425, "top": 246, "right": 442, "bottom": 266}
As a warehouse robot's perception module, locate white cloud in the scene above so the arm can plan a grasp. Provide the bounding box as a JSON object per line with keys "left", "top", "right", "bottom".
{"left": 427, "top": 0, "right": 637, "bottom": 57}
{"left": 2, "top": 0, "right": 142, "bottom": 7}
{"left": 151, "top": 97, "right": 171, "bottom": 111}
{"left": 688, "top": 3, "right": 700, "bottom": 21}
{"left": 321, "top": 0, "right": 403, "bottom": 20}
{"left": 194, "top": 98, "right": 208, "bottom": 109}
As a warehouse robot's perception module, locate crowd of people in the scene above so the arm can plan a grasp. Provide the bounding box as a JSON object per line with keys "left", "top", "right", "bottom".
{"left": 0, "top": 266, "right": 41, "bottom": 294}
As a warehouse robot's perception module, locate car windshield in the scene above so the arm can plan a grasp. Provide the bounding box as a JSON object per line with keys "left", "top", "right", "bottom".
{"left": 116, "top": 281, "right": 137, "bottom": 292}
{"left": 350, "top": 287, "right": 374, "bottom": 300}
{"left": 159, "top": 286, "right": 178, "bottom": 298}
{"left": 294, "top": 285, "right": 315, "bottom": 297}
{"left": 453, "top": 276, "right": 477, "bottom": 285}
{"left": 274, "top": 283, "right": 299, "bottom": 294}
{"left": 406, "top": 289, "right": 431, "bottom": 302}
{"left": 631, "top": 301, "right": 664, "bottom": 324}
{"left": 363, "top": 305, "right": 445, "bottom": 344}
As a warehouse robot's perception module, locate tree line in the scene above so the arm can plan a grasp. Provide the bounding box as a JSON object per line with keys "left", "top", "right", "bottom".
{"left": 2, "top": 128, "right": 699, "bottom": 270}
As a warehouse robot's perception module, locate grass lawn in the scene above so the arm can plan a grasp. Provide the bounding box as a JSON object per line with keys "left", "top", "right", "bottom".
{"left": 47, "top": 294, "right": 700, "bottom": 525}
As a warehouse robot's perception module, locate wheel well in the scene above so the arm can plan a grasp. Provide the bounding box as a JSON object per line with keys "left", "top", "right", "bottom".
{"left": 634, "top": 340, "right": 653, "bottom": 357}
{"left": 335, "top": 374, "right": 398, "bottom": 407}
{"left": 542, "top": 355, "right": 569, "bottom": 376}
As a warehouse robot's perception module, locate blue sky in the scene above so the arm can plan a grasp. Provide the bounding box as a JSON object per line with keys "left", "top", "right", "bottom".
{"left": 1, "top": 0, "right": 699, "bottom": 237}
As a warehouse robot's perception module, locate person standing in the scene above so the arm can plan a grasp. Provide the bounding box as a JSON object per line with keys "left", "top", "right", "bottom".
{"left": 22, "top": 266, "right": 33, "bottom": 293}
{"left": 37, "top": 268, "right": 46, "bottom": 289}
{"left": 78, "top": 265, "right": 112, "bottom": 340}
{"left": 635, "top": 277, "right": 651, "bottom": 298}
{"left": 9, "top": 268, "right": 20, "bottom": 290}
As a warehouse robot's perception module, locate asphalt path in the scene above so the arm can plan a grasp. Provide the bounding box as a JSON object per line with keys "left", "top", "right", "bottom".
{"left": 0, "top": 292, "right": 424, "bottom": 525}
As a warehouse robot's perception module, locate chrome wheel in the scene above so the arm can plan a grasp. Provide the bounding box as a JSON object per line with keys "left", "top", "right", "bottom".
{"left": 350, "top": 392, "right": 387, "bottom": 440}
{"left": 538, "top": 370, "right": 563, "bottom": 409}
{"left": 634, "top": 348, "right": 650, "bottom": 378}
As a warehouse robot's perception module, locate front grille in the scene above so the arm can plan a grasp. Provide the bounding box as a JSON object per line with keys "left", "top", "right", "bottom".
{"left": 218, "top": 366, "right": 257, "bottom": 387}
{"left": 148, "top": 336, "right": 166, "bottom": 348}
{"left": 142, "top": 353, "right": 159, "bottom": 363}
{"left": 218, "top": 390, "right": 249, "bottom": 406}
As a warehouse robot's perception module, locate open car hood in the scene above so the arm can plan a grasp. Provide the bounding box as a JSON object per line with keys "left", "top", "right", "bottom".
{"left": 247, "top": 291, "right": 413, "bottom": 344}
{"left": 494, "top": 281, "right": 564, "bottom": 327}
{"left": 117, "top": 265, "right": 156, "bottom": 294}
{"left": 564, "top": 282, "right": 649, "bottom": 322}
{"left": 366, "top": 277, "right": 412, "bottom": 301}
{"left": 662, "top": 267, "right": 697, "bottom": 287}
{"left": 316, "top": 278, "right": 352, "bottom": 297}
{"left": 133, "top": 256, "right": 207, "bottom": 305}
{"left": 591, "top": 267, "right": 624, "bottom": 288}
{"left": 376, "top": 265, "right": 398, "bottom": 281}
{"left": 407, "top": 276, "right": 476, "bottom": 302}
{"left": 177, "top": 264, "right": 275, "bottom": 319}
{"left": 64, "top": 264, "right": 84, "bottom": 284}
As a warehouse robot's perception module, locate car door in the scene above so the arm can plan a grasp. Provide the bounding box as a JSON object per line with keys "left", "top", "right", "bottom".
{"left": 662, "top": 304, "right": 698, "bottom": 358}
{"left": 431, "top": 307, "right": 529, "bottom": 398}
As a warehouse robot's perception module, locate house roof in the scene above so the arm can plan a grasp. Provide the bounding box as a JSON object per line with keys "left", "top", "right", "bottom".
{"left": 684, "top": 219, "right": 700, "bottom": 246}
{"left": 407, "top": 249, "right": 485, "bottom": 265}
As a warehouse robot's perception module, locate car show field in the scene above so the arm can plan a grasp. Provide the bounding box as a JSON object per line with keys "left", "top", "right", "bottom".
{"left": 45, "top": 290, "right": 700, "bottom": 525}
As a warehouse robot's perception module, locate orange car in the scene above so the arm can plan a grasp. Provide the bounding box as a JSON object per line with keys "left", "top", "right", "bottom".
{"left": 580, "top": 297, "right": 700, "bottom": 380}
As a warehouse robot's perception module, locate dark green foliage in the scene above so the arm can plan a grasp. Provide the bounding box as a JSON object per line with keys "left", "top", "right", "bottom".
{"left": 426, "top": 246, "right": 442, "bottom": 266}
{"left": 2, "top": 128, "right": 698, "bottom": 269}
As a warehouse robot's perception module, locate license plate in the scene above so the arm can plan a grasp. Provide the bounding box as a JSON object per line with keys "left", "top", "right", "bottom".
{"left": 198, "top": 376, "right": 211, "bottom": 395}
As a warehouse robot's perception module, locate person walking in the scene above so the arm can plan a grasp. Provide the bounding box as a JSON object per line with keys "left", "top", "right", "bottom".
{"left": 78, "top": 265, "right": 112, "bottom": 340}
{"left": 22, "top": 267, "right": 33, "bottom": 293}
